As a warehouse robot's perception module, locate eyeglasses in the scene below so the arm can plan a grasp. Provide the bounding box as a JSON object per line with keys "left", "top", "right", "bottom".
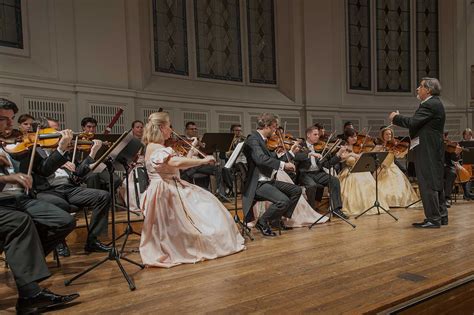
{"left": 187, "top": 127, "right": 198, "bottom": 130}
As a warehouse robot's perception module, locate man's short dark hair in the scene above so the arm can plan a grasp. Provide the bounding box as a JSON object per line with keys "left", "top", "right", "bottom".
{"left": 0, "top": 98, "right": 19, "bottom": 114}
{"left": 81, "top": 117, "right": 97, "bottom": 127}
{"left": 132, "top": 120, "right": 143, "bottom": 128}
{"left": 306, "top": 126, "right": 319, "bottom": 136}
{"left": 230, "top": 124, "right": 241, "bottom": 132}
{"left": 313, "top": 122, "right": 324, "bottom": 130}
{"left": 18, "top": 113, "right": 34, "bottom": 124}
{"left": 256, "top": 113, "right": 279, "bottom": 129}
{"left": 343, "top": 121, "right": 353, "bottom": 129}
{"left": 185, "top": 121, "right": 196, "bottom": 129}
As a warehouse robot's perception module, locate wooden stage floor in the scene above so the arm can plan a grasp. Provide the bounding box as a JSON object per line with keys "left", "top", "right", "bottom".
{"left": 1, "top": 201, "right": 474, "bottom": 314}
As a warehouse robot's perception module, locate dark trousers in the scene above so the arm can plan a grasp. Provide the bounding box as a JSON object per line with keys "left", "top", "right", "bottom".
{"left": 0, "top": 209, "right": 51, "bottom": 288}
{"left": 13, "top": 196, "right": 76, "bottom": 255}
{"left": 37, "top": 184, "right": 110, "bottom": 241}
{"left": 255, "top": 180, "right": 302, "bottom": 225}
{"left": 85, "top": 170, "right": 122, "bottom": 192}
{"left": 462, "top": 181, "right": 473, "bottom": 198}
{"left": 416, "top": 164, "right": 447, "bottom": 224}
{"left": 181, "top": 164, "right": 227, "bottom": 195}
{"left": 222, "top": 162, "right": 247, "bottom": 194}
{"left": 444, "top": 166, "right": 457, "bottom": 199}
{"left": 300, "top": 171, "right": 343, "bottom": 210}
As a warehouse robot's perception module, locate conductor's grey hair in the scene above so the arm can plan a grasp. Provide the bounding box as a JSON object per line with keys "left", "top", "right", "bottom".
{"left": 420, "top": 77, "right": 441, "bottom": 96}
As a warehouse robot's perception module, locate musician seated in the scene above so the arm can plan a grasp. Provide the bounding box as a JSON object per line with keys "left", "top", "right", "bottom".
{"left": 180, "top": 121, "right": 229, "bottom": 199}
{"left": 132, "top": 120, "right": 144, "bottom": 140}
{"left": 443, "top": 132, "right": 472, "bottom": 203}
{"left": 242, "top": 113, "right": 302, "bottom": 236}
{"left": 0, "top": 205, "right": 79, "bottom": 313}
{"left": 18, "top": 113, "right": 34, "bottom": 134}
{"left": 0, "top": 99, "right": 76, "bottom": 257}
{"left": 222, "top": 124, "right": 247, "bottom": 196}
{"left": 22, "top": 120, "right": 112, "bottom": 254}
{"left": 293, "top": 126, "right": 349, "bottom": 219}
{"left": 461, "top": 128, "right": 474, "bottom": 200}
{"left": 79, "top": 116, "right": 121, "bottom": 192}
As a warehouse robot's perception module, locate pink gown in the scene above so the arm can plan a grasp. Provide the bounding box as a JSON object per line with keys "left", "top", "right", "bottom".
{"left": 139, "top": 146, "right": 245, "bottom": 268}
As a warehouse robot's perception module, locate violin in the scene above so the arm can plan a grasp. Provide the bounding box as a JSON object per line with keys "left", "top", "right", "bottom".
{"left": 352, "top": 134, "right": 375, "bottom": 154}
{"left": 266, "top": 132, "right": 301, "bottom": 151}
{"left": 164, "top": 137, "right": 191, "bottom": 156}
{"left": 3, "top": 128, "right": 95, "bottom": 155}
{"left": 0, "top": 129, "right": 23, "bottom": 145}
{"left": 384, "top": 139, "right": 410, "bottom": 157}
{"left": 444, "top": 140, "right": 468, "bottom": 154}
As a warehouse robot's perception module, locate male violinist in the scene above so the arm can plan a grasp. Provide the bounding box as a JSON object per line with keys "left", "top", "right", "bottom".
{"left": 28, "top": 117, "right": 112, "bottom": 254}
{"left": 294, "top": 126, "right": 349, "bottom": 219}
{"left": 180, "top": 121, "right": 229, "bottom": 200}
{"left": 242, "top": 113, "right": 302, "bottom": 236}
{"left": 0, "top": 98, "right": 77, "bottom": 256}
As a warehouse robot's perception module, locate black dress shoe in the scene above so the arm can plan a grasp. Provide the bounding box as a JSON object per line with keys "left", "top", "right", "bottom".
{"left": 412, "top": 219, "right": 429, "bottom": 227}
{"left": 441, "top": 217, "right": 448, "bottom": 226}
{"left": 56, "top": 241, "right": 71, "bottom": 257}
{"left": 255, "top": 221, "right": 277, "bottom": 237}
{"left": 333, "top": 208, "right": 349, "bottom": 220}
{"left": 16, "top": 288, "right": 79, "bottom": 314}
{"left": 84, "top": 241, "right": 111, "bottom": 253}
{"left": 414, "top": 221, "right": 441, "bottom": 229}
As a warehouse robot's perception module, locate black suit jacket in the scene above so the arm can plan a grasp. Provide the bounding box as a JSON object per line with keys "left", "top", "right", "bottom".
{"left": 294, "top": 142, "right": 341, "bottom": 173}
{"left": 392, "top": 96, "right": 445, "bottom": 190}
{"left": 242, "top": 131, "right": 282, "bottom": 219}
{"left": 17, "top": 148, "right": 93, "bottom": 192}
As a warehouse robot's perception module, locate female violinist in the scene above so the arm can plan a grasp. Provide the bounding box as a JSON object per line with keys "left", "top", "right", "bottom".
{"left": 337, "top": 128, "right": 390, "bottom": 216}
{"left": 376, "top": 127, "right": 419, "bottom": 207}
{"left": 140, "top": 112, "right": 244, "bottom": 267}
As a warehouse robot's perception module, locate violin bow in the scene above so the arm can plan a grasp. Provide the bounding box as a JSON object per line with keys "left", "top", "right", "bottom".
{"left": 25, "top": 127, "right": 41, "bottom": 195}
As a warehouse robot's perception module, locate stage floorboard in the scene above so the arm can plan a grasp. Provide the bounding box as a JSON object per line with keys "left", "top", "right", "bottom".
{"left": 1, "top": 201, "right": 473, "bottom": 314}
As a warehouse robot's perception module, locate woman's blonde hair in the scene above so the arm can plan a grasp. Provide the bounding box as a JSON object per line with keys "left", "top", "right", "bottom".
{"left": 142, "top": 112, "right": 169, "bottom": 144}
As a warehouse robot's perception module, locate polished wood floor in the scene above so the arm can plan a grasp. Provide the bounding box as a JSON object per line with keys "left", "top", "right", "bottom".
{"left": 1, "top": 200, "right": 474, "bottom": 314}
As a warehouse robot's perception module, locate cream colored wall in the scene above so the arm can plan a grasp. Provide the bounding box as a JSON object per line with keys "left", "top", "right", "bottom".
{"left": 0, "top": 0, "right": 472, "bottom": 136}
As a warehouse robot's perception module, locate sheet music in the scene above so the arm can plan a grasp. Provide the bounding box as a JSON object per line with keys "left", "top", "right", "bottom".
{"left": 224, "top": 142, "right": 244, "bottom": 169}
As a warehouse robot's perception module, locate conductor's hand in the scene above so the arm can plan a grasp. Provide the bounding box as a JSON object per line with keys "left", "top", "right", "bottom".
{"left": 58, "top": 129, "right": 74, "bottom": 152}
{"left": 0, "top": 173, "right": 32, "bottom": 189}
{"left": 388, "top": 110, "right": 399, "bottom": 122}
{"left": 284, "top": 162, "right": 296, "bottom": 172}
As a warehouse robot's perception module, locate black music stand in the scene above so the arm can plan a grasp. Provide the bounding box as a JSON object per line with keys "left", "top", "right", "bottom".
{"left": 352, "top": 152, "right": 398, "bottom": 221}
{"left": 65, "top": 131, "right": 144, "bottom": 291}
{"left": 201, "top": 133, "right": 234, "bottom": 200}
{"left": 224, "top": 142, "right": 253, "bottom": 240}
{"left": 111, "top": 135, "right": 144, "bottom": 255}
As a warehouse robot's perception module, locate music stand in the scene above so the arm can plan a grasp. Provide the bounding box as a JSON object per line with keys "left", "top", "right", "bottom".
{"left": 224, "top": 142, "right": 253, "bottom": 240}
{"left": 111, "top": 135, "right": 144, "bottom": 255}
{"left": 65, "top": 131, "right": 144, "bottom": 291}
{"left": 201, "top": 133, "right": 235, "bottom": 155}
{"left": 352, "top": 152, "right": 398, "bottom": 221}
{"left": 201, "top": 133, "right": 235, "bottom": 201}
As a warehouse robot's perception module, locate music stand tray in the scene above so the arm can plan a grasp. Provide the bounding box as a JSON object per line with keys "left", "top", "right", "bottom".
{"left": 351, "top": 152, "right": 398, "bottom": 221}
{"left": 200, "top": 133, "right": 235, "bottom": 155}
{"left": 65, "top": 131, "right": 144, "bottom": 291}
